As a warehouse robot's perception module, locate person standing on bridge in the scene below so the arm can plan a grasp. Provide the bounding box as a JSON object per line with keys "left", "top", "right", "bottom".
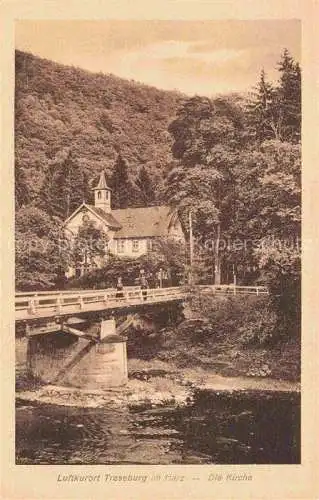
{"left": 140, "top": 276, "right": 148, "bottom": 301}
{"left": 157, "top": 268, "right": 163, "bottom": 288}
{"left": 116, "top": 277, "right": 124, "bottom": 299}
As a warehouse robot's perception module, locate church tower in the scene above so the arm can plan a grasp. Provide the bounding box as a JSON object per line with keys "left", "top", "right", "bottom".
{"left": 93, "top": 171, "right": 111, "bottom": 212}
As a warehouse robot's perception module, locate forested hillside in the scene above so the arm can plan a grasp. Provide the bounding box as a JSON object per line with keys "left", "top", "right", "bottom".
{"left": 15, "top": 50, "right": 182, "bottom": 211}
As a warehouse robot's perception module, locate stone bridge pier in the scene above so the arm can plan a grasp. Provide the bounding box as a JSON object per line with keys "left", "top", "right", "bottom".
{"left": 16, "top": 300, "right": 184, "bottom": 390}
{"left": 23, "top": 318, "right": 128, "bottom": 389}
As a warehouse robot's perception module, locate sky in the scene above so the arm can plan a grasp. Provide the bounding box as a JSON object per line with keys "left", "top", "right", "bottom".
{"left": 15, "top": 19, "right": 301, "bottom": 96}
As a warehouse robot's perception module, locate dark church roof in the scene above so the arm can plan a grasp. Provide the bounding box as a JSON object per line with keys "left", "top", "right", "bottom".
{"left": 86, "top": 205, "right": 122, "bottom": 229}
{"left": 112, "top": 206, "right": 173, "bottom": 238}
{"left": 64, "top": 201, "right": 177, "bottom": 239}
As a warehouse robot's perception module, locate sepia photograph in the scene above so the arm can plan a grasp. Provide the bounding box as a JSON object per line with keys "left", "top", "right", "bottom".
{"left": 13, "top": 17, "right": 303, "bottom": 468}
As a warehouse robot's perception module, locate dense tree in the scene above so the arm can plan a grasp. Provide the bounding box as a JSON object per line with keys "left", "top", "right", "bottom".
{"left": 247, "top": 50, "right": 301, "bottom": 143}
{"left": 226, "top": 140, "right": 301, "bottom": 287}
{"left": 232, "top": 140, "right": 300, "bottom": 241}
{"left": 247, "top": 69, "right": 276, "bottom": 142}
{"left": 134, "top": 166, "right": 155, "bottom": 206}
{"left": 70, "top": 218, "right": 109, "bottom": 274}
{"left": 15, "top": 162, "right": 29, "bottom": 209}
{"left": 255, "top": 240, "right": 300, "bottom": 339}
{"left": 276, "top": 49, "right": 301, "bottom": 142}
{"left": 40, "top": 148, "right": 91, "bottom": 219}
{"left": 109, "top": 154, "right": 132, "bottom": 209}
{"left": 15, "top": 206, "right": 67, "bottom": 290}
{"left": 164, "top": 95, "right": 244, "bottom": 283}
{"left": 168, "top": 96, "right": 244, "bottom": 165}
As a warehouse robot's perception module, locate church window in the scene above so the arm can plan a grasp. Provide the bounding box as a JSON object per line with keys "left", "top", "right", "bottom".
{"left": 117, "top": 239, "right": 125, "bottom": 253}
{"left": 132, "top": 240, "right": 139, "bottom": 252}
{"left": 97, "top": 191, "right": 102, "bottom": 199}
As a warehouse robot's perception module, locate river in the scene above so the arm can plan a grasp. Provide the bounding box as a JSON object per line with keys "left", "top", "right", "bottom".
{"left": 16, "top": 388, "right": 300, "bottom": 465}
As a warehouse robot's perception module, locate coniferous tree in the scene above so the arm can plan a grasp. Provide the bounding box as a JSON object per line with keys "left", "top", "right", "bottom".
{"left": 247, "top": 51, "right": 301, "bottom": 143}
{"left": 275, "top": 49, "right": 301, "bottom": 142}
{"left": 41, "top": 149, "right": 91, "bottom": 219}
{"left": 135, "top": 166, "right": 155, "bottom": 206}
{"left": 62, "top": 149, "right": 91, "bottom": 216}
{"left": 248, "top": 69, "right": 276, "bottom": 142}
{"left": 110, "top": 154, "right": 131, "bottom": 209}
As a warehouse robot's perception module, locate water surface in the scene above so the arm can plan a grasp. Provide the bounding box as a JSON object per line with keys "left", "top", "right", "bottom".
{"left": 16, "top": 389, "right": 300, "bottom": 465}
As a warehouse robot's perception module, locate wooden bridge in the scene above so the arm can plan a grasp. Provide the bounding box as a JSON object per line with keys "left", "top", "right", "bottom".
{"left": 15, "top": 285, "right": 269, "bottom": 322}
{"left": 15, "top": 284, "right": 269, "bottom": 387}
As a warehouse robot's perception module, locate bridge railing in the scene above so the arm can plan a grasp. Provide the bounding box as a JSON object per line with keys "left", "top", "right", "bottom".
{"left": 199, "top": 285, "right": 269, "bottom": 296}
{"left": 15, "top": 285, "right": 269, "bottom": 321}
{"left": 15, "top": 286, "right": 141, "bottom": 297}
{"left": 15, "top": 286, "right": 186, "bottom": 320}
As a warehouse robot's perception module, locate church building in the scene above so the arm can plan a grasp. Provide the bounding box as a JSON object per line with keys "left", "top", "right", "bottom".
{"left": 63, "top": 171, "right": 185, "bottom": 277}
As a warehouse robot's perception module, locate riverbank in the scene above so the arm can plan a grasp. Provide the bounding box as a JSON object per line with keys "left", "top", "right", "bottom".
{"left": 127, "top": 324, "right": 301, "bottom": 385}
{"left": 128, "top": 358, "right": 301, "bottom": 392}
{"left": 127, "top": 293, "right": 301, "bottom": 383}
{"left": 16, "top": 355, "right": 300, "bottom": 410}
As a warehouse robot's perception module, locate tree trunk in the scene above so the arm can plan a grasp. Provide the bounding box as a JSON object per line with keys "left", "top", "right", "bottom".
{"left": 188, "top": 210, "right": 194, "bottom": 284}
{"left": 214, "top": 223, "right": 222, "bottom": 285}
{"left": 66, "top": 192, "right": 70, "bottom": 219}
{"left": 214, "top": 259, "right": 222, "bottom": 285}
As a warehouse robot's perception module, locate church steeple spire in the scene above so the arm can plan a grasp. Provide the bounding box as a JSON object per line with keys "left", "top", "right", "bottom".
{"left": 93, "top": 171, "right": 111, "bottom": 212}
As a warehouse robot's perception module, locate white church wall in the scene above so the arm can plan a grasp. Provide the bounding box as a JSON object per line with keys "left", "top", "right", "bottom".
{"left": 64, "top": 210, "right": 94, "bottom": 236}
{"left": 64, "top": 210, "right": 86, "bottom": 236}
{"left": 112, "top": 238, "right": 148, "bottom": 258}
{"left": 65, "top": 209, "right": 111, "bottom": 238}
{"left": 64, "top": 207, "right": 116, "bottom": 278}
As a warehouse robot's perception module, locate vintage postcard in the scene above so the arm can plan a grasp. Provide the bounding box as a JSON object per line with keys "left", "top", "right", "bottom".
{"left": 1, "top": 0, "right": 318, "bottom": 499}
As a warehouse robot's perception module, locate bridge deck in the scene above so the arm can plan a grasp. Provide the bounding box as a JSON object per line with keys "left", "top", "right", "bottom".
{"left": 15, "top": 285, "right": 269, "bottom": 322}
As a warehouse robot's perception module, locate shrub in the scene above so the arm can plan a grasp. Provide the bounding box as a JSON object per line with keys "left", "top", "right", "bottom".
{"left": 65, "top": 243, "right": 185, "bottom": 289}
{"left": 186, "top": 291, "right": 280, "bottom": 346}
